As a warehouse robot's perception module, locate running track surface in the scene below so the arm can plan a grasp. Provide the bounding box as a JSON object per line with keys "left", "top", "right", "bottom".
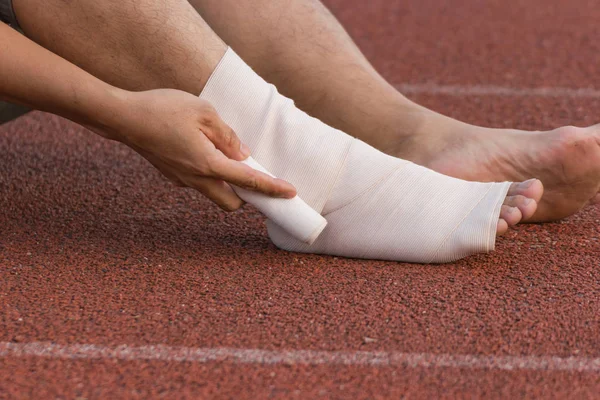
{"left": 1, "top": 0, "right": 599, "bottom": 398}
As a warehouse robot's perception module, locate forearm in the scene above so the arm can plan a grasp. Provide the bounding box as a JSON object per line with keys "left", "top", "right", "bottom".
{"left": 0, "top": 23, "right": 124, "bottom": 130}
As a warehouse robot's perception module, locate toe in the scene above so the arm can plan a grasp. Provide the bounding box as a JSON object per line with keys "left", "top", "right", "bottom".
{"left": 508, "top": 179, "right": 544, "bottom": 203}
{"left": 500, "top": 205, "right": 523, "bottom": 226}
{"left": 503, "top": 195, "right": 538, "bottom": 221}
{"left": 496, "top": 218, "right": 509, "bottom": 236}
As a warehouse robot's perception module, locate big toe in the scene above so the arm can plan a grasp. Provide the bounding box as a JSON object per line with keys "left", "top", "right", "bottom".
{"left": 507, "top": 179, "right": 544, "bottom": 203}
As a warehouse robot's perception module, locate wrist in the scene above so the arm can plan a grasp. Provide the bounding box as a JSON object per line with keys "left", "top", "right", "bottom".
{"left": 82, "top": 84, "right": 134, "bottom": 142}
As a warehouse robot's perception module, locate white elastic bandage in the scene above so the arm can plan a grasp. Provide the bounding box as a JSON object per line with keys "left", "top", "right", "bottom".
{"left": 200, "top": 48, "right": 512, "bottom": 263}
{"left": 236, "top": 157, "right": 327, "bottom": 244}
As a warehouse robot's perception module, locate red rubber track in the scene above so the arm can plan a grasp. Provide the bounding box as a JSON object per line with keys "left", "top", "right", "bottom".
{"left": 1, "top": 0, "right": 599, "bottom": 398}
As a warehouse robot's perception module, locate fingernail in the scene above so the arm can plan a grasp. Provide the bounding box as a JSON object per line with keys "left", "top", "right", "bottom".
{"left": 508, "top": 207, "right": 517, "bottom": 213}
{"left": 524, "top": 198, "right": 533, "bottom": 205}
{"left": 240, "top": 143, "right": 251, "bottom": 158}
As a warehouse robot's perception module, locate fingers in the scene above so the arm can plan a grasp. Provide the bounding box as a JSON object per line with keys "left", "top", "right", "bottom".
{"left": 195, "top": 104, "right": 296, "bottom": 198}
{"left": 207, "top": 156, "right": 297, "bottom": 198}
{"left": 193, "top": 177, "right": 244, "bottom": 212}
{"left": 199, "top": 107, "right": 251, "bottom": 161}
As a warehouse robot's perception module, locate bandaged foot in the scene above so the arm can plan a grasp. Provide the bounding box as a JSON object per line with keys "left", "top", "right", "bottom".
{"left": 200, "top": 48, "right": 541, "bottom": 263}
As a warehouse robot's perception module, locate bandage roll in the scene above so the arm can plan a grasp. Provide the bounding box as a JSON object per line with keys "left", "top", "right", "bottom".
{"left": 233, "top": 157, "right": 328, "bottom": 244}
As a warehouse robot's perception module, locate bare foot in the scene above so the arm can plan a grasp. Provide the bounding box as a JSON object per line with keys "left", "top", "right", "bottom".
{"left": 497, "top": 179, "right": 543, "bottom": 235}
{"left": 389, "top": 116, "right": 600, "bottom": 222}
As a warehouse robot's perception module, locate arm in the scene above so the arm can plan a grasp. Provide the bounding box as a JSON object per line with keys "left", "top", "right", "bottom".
{"left": 0, "top": 24, "right": 296, "bottom": 210}
{"left": 0, "top": 23, "right": 118, "bottom": 129}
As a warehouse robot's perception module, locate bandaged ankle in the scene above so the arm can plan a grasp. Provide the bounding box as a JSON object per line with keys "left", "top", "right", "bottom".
{"left": 200, "top": 48, "right": 512, "bottom": 263}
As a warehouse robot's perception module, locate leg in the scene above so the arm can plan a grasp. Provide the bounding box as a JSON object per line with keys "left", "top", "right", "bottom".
{"left": 190, "top": 0, "right": 600, "bottom": 222}
{"left": 13, "top": 0, "right": 226, "bottom": 94}
{"left": 190, "top": 0, "right": 423, "bottom": 152}
{"left": 10, "top": 0, "right": 541, "bottom": 263}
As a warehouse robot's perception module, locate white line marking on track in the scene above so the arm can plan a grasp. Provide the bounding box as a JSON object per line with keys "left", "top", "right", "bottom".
{"left": 396, "top": 83, "right": 600, "bottom": 98}
{"left": 1, "top": 342, "right": 598, "bottom": 373}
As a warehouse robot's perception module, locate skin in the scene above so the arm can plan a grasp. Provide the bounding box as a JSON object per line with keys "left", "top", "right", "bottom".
{"left": 189, "top": 0, "right": 600, "bottom": 222}
{"left": 0, "top": 22, "right": 297, "bottom": 212}
{"left": 5, "top": 0, "right": 542, "bottom": 235}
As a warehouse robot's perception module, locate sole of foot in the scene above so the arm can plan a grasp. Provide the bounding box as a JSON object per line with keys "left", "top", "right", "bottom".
{"left": 416, "top": 123, "right": 600, "bottom": 223}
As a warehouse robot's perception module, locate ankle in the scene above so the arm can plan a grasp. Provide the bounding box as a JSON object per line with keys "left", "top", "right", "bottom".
{"left": 383, "top": 101, "right": 480, "bottom": 164}
{"left": 357, "top": 97, "right": 429, "bottom": 150}
{"left": 373, "top": 102, "right": 441, "bottom": 159}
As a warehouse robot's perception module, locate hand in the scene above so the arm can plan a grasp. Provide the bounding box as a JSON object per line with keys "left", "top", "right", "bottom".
{"left": 97, "top": 88, "right": 296, "bottom": 211}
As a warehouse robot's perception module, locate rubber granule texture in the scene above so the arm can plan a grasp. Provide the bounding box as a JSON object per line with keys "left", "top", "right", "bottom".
{"left": 1, "top": 0, "right": 599, "bottom": 398}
